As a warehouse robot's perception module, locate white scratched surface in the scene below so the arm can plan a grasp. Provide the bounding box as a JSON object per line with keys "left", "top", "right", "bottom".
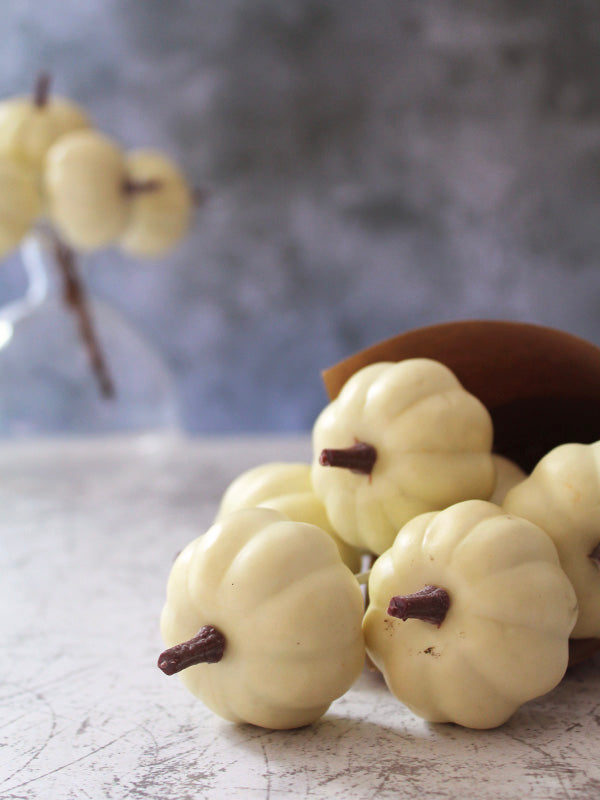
{"left": 1, "top": 434, "right": 599, "bottom": 800}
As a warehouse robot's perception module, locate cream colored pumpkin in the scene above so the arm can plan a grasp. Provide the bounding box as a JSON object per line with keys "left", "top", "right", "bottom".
{"left": 119, "top": 149, "right": 193, "bottom": 257}
{"left": 363, "top": 500, "right": 577, "bottom": 729}
{"left": 0, "top": 94, "right": 90, "bottom": 172}
{"left": 311, "top": 359, "right": 495, "bottom": 555}
{"left": 216, "top": 461, "right": 362, "bottom": 572}
{"left": 503, "top": 441, "right": 600, "bottom": 638}
{"left": 0, "top": 156, "right": 41, "bottom": 257}
{"left": 159, "top": 507, "right": 365, "bottom": 729}
{"left": 44, "top": 130, "right": 129, "bottom": 250}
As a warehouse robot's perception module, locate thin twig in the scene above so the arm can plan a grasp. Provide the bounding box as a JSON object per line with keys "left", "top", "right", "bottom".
{"left": 33, "top": 71, "right": 51, "bottom": 108}
{"left": 122, "top": 178, "right": 162, "bottom": 195}
{"left": 49, "top": 232, "right": 115, "bottom": 399}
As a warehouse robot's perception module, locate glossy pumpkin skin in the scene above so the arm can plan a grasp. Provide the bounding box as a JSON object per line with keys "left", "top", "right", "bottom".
{"left": 216, "top": 461, "right": 362, "bottom": 573}
{"left": 311, "top": 359, "right": 495, "bottom": 555}
{"left": 503, "top": 441, "right": 600, "bottom": 639}
{"left": 363, "top": 500, "right": 578, "bottom": 729}
{"left": 160, "top": 507, "right": 366, "bottom": 730}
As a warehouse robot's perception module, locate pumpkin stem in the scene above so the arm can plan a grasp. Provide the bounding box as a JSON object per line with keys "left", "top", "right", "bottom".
{"left": 387, "top": 585, "right": 450, "bottom": 627}
{"left": 590, "top": 543, "right": 600, "bottom": 569}
{"left": 319, "top": 441, "right": 377, "bottom": 475}
{"left": 122, "top": 178, "right": 163, "bottom": 195}
{"left": 158, "top": 624, "right": 226, "bottom": 675}
{"left": 33, "top": 71, "right": 51, "bottom": 108}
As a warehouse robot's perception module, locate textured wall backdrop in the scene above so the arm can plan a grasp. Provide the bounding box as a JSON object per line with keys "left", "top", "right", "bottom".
{"left": 0, "top": 1, "right": 599, "bottom": 433}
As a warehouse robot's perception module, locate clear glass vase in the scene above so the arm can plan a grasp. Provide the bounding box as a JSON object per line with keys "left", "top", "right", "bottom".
{"left": 0, "top": 230, "right": 181, "bottom": 438}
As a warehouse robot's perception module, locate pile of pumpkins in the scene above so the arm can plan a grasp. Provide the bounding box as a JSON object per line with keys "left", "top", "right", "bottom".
{"left": 0, "top": 72, "right": 193, "bottom": 260}
{"left": 158, "top": 352, "right": 600, "bottom": 731}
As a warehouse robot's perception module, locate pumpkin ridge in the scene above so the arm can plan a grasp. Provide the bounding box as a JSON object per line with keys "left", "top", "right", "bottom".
{"left": 461, "top": 621, "right": 571, "bottom": 707}
{"left": 468, "top": 564, "right": 577, "bottom": 634}
{"left": 437, "top": 647, "right": 520, "bottom": 726}
{"left": 447, "top": 508, "right": 559, "bottom": 572}
{"left": 390, "top": 387, "right": 487, "bottom": 436}
{"left": 247, "top": 561, "right": 363, "bottom": 653}
{"left": 330, "top": 364, "right": 389, "bottom": 419}
{"left": 384, "top": 455, "right": 495, "bottom": 513}
{"left": 363, "top": 372, "right": 459, "bottom": 423}
{"left": 227, "top": 521, "right": 343, "bottom": 600}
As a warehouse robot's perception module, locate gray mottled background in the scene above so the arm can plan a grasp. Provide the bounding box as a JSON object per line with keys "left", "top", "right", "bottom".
{"left": 0, "top": 0, "right": 599, "bottom": 433}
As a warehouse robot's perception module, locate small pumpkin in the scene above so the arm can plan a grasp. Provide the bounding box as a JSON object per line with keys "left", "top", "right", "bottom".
{"left": 311, "top": 359, "right": 495, "bottom": 555}
{"left": 119, "top": 149, "right": 193, "bottom": 258}
{"left": 503, "top": 441, "right": 600, "bottom": 639}
{"left": 363, "top": 500, "right": 577, "bottom": 729}
{"left": 216, "top": 461, "right": 362, "bottom": 572}
{"left": 158, "top": 507, "right": 365, "bottom": 729}
{"left": 0, "top": 73, "right": 90, "bottom": 173}
{"left": 44, "top": 129, "right": 129, "bottom": 250}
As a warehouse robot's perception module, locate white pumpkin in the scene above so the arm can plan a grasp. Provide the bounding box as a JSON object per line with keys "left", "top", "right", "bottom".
{"left": 0, "top": 83, "right": 90, "bottom": 172}
{"left": 503, "top": 441, "right": 600, "bottom": 638}
{"left": 119, "top": 149, "right": 193, "bottom": 257}
{"left": 159, "top": 507, "right": 365, "bottom": 729}
{"left": 363, "top": 500, "right": 577, "bottom": 729}
{"left": 44, "top": 129, "right": 129, "bottom": 250}
{"left": 311, "top": 359, "right": 495, "bottom": 554}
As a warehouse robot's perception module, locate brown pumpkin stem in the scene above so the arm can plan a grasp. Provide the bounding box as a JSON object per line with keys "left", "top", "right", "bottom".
{"left": 49, "top": 231, "right": 115, "bottom": 399}
{"left": 319, "top": 441, "right": 377, "bottom": 475}
{"left": 590, "top": 543, "right": 600, "bottom": 569}
{"left": 124, "top": 179, "right": 208, "bottom": 207}
{"left": 122, "top": 178, "right": 162, "bottom": 195}
{"left": 387, "top": 585, "right": 450, "bottom": 628}
{"left": 33, "top": 71, "right": 51, "bottom": 108}
{"left": 158, "top": 625, "right": 226, "bottom": 675}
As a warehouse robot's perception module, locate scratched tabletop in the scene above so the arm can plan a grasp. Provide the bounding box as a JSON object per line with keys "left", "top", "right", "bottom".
{"left": 1, "top": 434, "right": 599, "bottom": 800}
